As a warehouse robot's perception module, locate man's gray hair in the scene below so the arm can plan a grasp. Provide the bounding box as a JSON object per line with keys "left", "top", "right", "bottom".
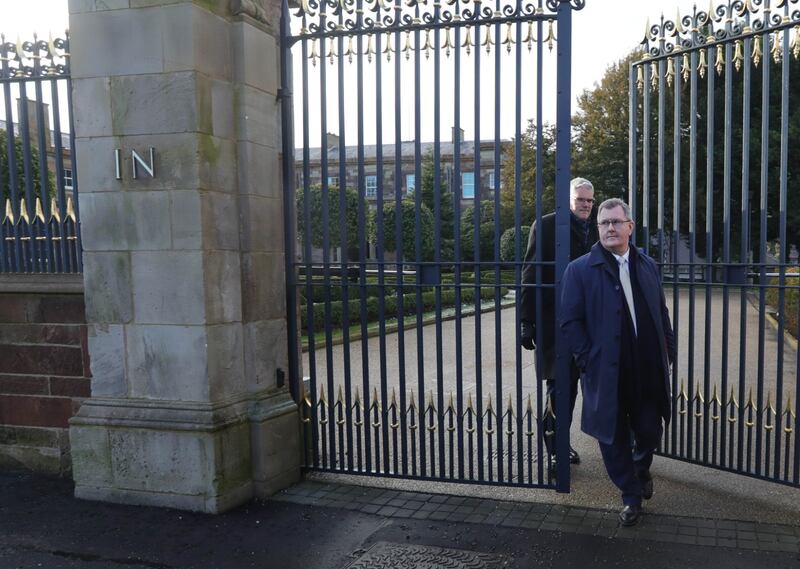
{"left": 570, "top": 177, "right": 594, "bottom": 195}
{"left": 597, "top": 198, "right": 632, "bottom": 220}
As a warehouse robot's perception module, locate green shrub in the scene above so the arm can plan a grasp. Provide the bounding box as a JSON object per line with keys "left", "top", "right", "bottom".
{"left": 500, "top": 225, "right": 530, "bottom": 263}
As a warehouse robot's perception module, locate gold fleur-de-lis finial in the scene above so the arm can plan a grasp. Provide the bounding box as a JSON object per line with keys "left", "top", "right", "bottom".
{"left": 3, "top": 199, "right": 13, "bottom": 224}
{"left": 545, "top": 20, "right": 556, "bottom": 52}
{"left": 637, "top": 65, "right": 644, "bottom": 91}
{"left": 482, "top": 24, "right": 494, "bottom": 54}
{"left": 733, "top": 39, "right": 744, "bottom": 71}
{"left": 682, "top": 52, "right": 691, "bottom": 82}
{"left": 752, "top": 34, "right": 762, "bottom": 66}
{"left": 461, "top": 25, "right": 472, "bottom": 56}
{"left": 665, "top": 57, "right": 675, "bottom": 87}
{"left": 715, "top": 44, "right": 724, "bottom": 75}
{"left": 502, "top": 22, "right": 514, "bottom": 54}
{"left": 698, "top": 48, "right": 707, "bottom": 78}
{"left": 771, "top": 31, "right": 782, "bottom": 63}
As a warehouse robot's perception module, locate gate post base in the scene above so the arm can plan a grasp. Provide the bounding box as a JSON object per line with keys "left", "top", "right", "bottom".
{"left": 250, "top": 390, "right": 302, "bottom": 497}
{"left": 70, "top": 388, "right": 300, "bottom": 513}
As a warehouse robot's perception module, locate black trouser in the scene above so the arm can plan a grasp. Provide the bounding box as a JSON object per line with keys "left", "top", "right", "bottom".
{"left": 542, "top": 362, "right": 580, "bottom": 458}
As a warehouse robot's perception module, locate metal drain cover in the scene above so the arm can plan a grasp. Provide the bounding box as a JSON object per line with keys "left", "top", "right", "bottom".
{"left": 344, "top": 541, "right": 505, "bottom": 569}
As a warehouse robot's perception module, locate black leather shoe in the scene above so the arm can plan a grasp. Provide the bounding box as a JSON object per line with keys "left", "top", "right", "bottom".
{"left": 569, "top": 446, "right": 581, "bottom": 464}
{"left": 639, "top": 470, "right": 653, "bottom": 500}
{"left": 619, "top": 504, "right": 642, "bottom": 526}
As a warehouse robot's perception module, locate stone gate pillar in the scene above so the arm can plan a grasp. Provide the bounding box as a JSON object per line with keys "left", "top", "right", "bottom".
{"left": 68, "top": 0, "right": 300, "bottom": 513}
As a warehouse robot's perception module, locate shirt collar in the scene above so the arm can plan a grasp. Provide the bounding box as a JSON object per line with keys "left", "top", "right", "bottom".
{"left": 612, "top": 248, "right": 631, "bottom": 265}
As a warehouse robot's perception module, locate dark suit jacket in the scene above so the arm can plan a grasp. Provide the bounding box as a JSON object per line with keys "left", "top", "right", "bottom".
{"left": 520, "top": 211, "right": 598, "bottom": 378}
{"left": 560, "top": 243, "right": 676, "bottom": 445}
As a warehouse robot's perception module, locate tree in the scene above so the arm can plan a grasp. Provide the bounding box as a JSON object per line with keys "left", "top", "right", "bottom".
{"left": 368, "top": 198, "right": 435, "bottom": 262}
{"left": 459, "top": 200, "right": 496, "bottom": 262}
{"left": 498, "top": 121, "right": 557, "bottom": 231}
{"left": 572, "top": 51, "right": 640, "bottom": 203}
{"left": 419, "top": 152, "right": 455, "bottom": 260}
{"left": 295, "top": 184, "right": 360, "bottom": 255}
{"left": 0, "top": 129, "right": 51, "bottom": 204}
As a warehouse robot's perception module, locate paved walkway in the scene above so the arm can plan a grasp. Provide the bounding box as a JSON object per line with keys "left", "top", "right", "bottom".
{"left": 1, "top": 471, "right": 798, "bottom": 569}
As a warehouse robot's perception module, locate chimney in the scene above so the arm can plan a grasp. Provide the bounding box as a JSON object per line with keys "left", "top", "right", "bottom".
{"left": 451, "top": 126, "right": 464, "bottom": 144}
{"left": 17, "top": 98, "right": 52, "bottom": 151}
{"left": 326, "top": 132, "right": 340, "bottom": 149}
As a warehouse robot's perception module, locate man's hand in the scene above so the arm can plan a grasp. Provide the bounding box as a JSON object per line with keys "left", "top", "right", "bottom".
{"left": 521, "top": 322, "right": 536, "bottom": 350}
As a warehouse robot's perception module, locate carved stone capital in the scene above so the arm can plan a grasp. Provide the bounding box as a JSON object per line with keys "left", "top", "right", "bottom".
{"left": 230, "top": 0, "right": 274, "bottom": 27}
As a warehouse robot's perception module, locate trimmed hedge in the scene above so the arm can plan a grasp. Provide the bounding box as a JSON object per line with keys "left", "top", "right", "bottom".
{"left": 301, "top": 285, "right": 508, "bottom": 331}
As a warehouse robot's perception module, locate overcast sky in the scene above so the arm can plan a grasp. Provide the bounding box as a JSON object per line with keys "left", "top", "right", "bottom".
{"left": 2, "top": 0, "right": 706, "bottom": 142}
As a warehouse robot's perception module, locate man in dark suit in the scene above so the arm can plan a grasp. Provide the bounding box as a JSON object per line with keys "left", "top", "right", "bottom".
{"left": 560, "top": 198, "right": 675, "bottom": 526}
{"left": 520, "top": 177, "right": 598, "bottom": 474}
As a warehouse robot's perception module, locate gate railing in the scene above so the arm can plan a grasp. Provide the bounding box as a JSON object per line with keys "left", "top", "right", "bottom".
{"left": 631, "top": 0, "right": 800, "bottom": 486}
{"left": 1, "top": 33, "right": 82, "bottom": 274}
{"left": 282, "top": 0, "right": 583, "bottom": 489}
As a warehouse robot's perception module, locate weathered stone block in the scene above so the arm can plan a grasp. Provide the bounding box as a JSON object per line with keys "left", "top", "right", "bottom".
{"left": 69, "top": 424, "right": 112, "bottom": 484}
{"left": 83, "top": 252, "right": 133, "bottom": 323}
{"left": 202, "top": 191, "right": 240, "bottom": 250}
{"left": 243, "top": 319, "right": 287, "bottom": 390}
{"left": 109, "top": 428, "right": 209, "bottom": 493}
{"left": 239, "top": 195, "right": 284, "bottom": 253}
{"left": 79, "top": 192, "right": 171, "bottom": 252}
{"left": 88, "top": 324, "right": 127, "bottom": 397}
{"left": 70, "top": 8, "right": 165, "bottom": 78}
{"left": 162, "top": 3, "right": 232, "bottom": 80}
{"left": 131, "top": 251, "right": 205, "bottom": 325}
{"left": 0, "top": 323, "right": 82, "bottom": 345}
{"left": 237, "top": 141, "right": 280, "bottom": 197}
{"left": 72, "top": 77, "right": 113, "bottom": 137}
{"left": 126, "top": 324, "right": 209, "bottom": 401}
{"left": 207, "top": 323, "right": 245, "bottom": 400}
{"left": 0, "top": 374, "right": 49, "bottom": 395}
{"left": 241, "top": 252, "right": 286, "bottom": 322}
{"left": 131, "top": 0, "right": 230, "bottom": 20}
{"left": 197, "top": 134, "right": 238, "bottom": 193}
{"left": 68, "top": 0, "right": 130, "bottom": 14}
{"left": 231, "top": 20, "right": 279, "bottom": 95}
{"left": 235, "top": 84, "right": 280, "bottom": 148}
{"left": 110, "top": 72, "right": 209, "bottom": 136}
{"left": 211, "top": 79, "right": 235, "bottom": 139}
{"left": 203, "top": 250, "right": 242, "bottom": 324}
{"left": 251, "top": 391, "right": 301, "bottom": 496}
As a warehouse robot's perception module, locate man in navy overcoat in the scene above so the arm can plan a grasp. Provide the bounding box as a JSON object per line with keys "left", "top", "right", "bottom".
{"left": 560, "top": 198, "right": 675, "bottom": 526}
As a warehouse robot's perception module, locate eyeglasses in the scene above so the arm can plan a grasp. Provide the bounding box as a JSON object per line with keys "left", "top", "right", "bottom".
{"left": 597, "top": 219, "right": 631, "bottom": 229}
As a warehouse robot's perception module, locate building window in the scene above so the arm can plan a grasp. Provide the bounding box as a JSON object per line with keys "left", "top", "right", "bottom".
{"left": 327, "top": 176, "right": 339, "bottom": 187}
{"left": 488, "top": 171, "right": 495, "bottom": 190}
{"left": 366, "top": 175, "right": 377, "bottom": 198}
{"left": 406, "top": 174, "right": 415, "bottom": 196}
{"left": 63, "top": 169, "right": 73, "bottom": 190}
{"left": 462, "top": 172, "right": 475, "bottom": 199}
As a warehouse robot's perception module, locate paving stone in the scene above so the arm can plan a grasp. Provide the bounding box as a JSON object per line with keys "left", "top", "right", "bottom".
{"left": 678, "top": 526, "right": 698, "bottom": 536}
{"left": 429, "top": 495, "right": 448, "bottom": 503}
{"left": 698, "top": 528, "right": 716, "bottom": 537}
{"left": 717, "top": 538, "right": 737, "bottom": 548}
{"left": 411, "top": 511, "right": 430, "bottom": 520}
{"left": 419, "top": 503, "right": 438, "bottom": 512}
{"left": 360, "top": 504, "right": 381, "bottom": 514}
{"left": 737, "top": 531, "right": 757, "bottom": 541}
{"left": 404, "top": 500, "right": 426, "bottom": 511}
{"left": 539, "top": 522, "right": 562, "bottom": 532}
{"left": 428, "top": 511, "right": 450, "bottom": 521}
{"left": 377, "top": 506, "right": 398, "bottom": 516}
{"left": 394, "top": 508, "right": 415, "bottom": 518}
{"left": 760, "top": 542, "right": 799, "bottom": 553}
{"left": 387, "top": 499, "right": 407, "bottom": 507}
{"left": 697, "top": 537, "right": 716, "bottom": 546}
{"left": 757, "top": 533, "right": 779, "bottom": 542}
{"left": 675, "top": 535, "right": 697, "bottom": 545}
{"left": 465, "top": 514, "right": 489, "bottom": 524}
{"left": 737, "top": 539, "right": 758, "bottom": 551}
{"left": 716, "top": 521, "right": 737, "bottom": 529}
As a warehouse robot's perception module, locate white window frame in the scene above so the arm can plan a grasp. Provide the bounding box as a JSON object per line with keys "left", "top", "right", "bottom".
{"left": 366, "top": 175, "right": 377, "bottom": 198}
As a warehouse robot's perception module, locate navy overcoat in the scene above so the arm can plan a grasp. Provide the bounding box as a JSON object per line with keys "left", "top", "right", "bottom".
{"left": 559, "top": 243, "right": 675, "bottom": 445}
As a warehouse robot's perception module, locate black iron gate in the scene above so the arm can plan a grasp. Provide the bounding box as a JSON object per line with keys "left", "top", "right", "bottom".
{"left": 630, "top": 0, "right": 799, "bottom": 487}
{"left": 281, "top": 0, "right": 585, "bottom": 489}
{"left": 1, "top": 33, "right": 81, "bottom": 274}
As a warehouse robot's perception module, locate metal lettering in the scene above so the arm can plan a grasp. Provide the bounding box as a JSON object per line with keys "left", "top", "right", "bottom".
{"left": 114, "top": 148, "right": 122, "bottom": 180}
{"left": 131, "top": 147, "right": 155, "bottom": 179}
